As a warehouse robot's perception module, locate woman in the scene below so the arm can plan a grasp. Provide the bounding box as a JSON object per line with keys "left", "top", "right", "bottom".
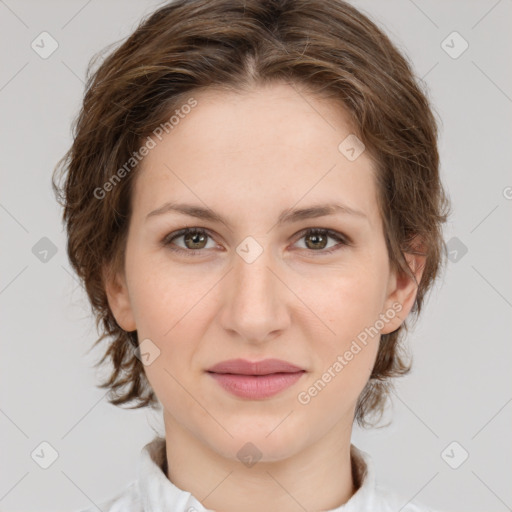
{"left": 53, "top": 0, "right": 450, "bottom": 510}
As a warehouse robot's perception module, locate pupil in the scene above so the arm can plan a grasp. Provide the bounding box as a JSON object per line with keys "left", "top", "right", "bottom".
{"left": 307, "top": 233, "right": 326, "bottom": 250}
{"left": 187, "top": 232, "right": 205, "bottom": 249}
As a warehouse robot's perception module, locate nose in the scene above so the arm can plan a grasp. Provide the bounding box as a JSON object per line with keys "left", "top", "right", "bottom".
{"left": 218, "top": 241, "right": 291, "bottom": 344}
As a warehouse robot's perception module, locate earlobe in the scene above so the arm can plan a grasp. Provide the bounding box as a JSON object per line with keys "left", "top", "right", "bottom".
{"left": 103, "top": 264, "right": 137, "bottom": 332}
{"left": 380, "top": 244, "right": 426, "bottom": 335}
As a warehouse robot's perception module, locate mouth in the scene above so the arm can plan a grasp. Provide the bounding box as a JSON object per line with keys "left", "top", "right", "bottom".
{"left": 206, "top": 358, "right": 306, "bottom": 399}
{"left": 207, "top": 358, "right": 305, "bottom": 375}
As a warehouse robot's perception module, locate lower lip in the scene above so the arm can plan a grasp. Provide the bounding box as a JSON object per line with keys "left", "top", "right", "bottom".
{"left": 208, "top": 371, "right": 305, "bottom": 399}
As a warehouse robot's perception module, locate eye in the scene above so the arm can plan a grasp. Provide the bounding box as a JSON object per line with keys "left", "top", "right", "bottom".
{"left": 292, "top": 227, "right": 350, "bottom": 255}
{"left": 162, "top": 227, "right": 217, "bottom": 255}
{"left": 161, "top": 227, "right": 350, "bottom": 257}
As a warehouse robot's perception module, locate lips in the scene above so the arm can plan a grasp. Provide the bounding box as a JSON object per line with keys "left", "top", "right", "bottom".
{"left": 207, "top": 358, "right": 304, "bottom": 375}
{"left": 206, "top": 358, "right": 306, "bottom": 399}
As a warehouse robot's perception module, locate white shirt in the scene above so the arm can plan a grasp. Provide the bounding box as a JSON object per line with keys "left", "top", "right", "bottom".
{"left": 79, "top": 436, "right": 440, "bottom": 512}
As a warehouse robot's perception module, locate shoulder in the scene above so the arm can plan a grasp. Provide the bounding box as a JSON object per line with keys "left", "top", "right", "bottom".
{"left": 372, "top": 483, "right": 442, "bottom": 512}
{"left": 349, "top": 445, "right": 444, "bottom": 512}
{"left": 74, "top": 437, "right": 167, "bottom": 512}
{"left": 74, "top": 481, "right": 141, "bottom": 512}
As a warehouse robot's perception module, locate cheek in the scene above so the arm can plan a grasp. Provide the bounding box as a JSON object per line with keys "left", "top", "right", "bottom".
{"left": 296, "top": 274, "right": 384, "bottom": 413}
{"left": 298, "top": 256, "right": 388, "bottom": 392}
{"left": 307, "top": 263, "right": 389, "bottom": 342}
{"left": 126, "top": 245, "right": 209, "bottom": 336}
{"left": 128, "top": 267, "right": 205, "bottom": 408}
{"left": 125, "top": 253, "right": 217, "bottom": 387}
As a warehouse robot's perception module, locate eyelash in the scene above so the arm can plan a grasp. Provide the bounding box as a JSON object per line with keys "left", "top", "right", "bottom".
{"left": 161, "top": 227, "right": 351, "bottom": 257}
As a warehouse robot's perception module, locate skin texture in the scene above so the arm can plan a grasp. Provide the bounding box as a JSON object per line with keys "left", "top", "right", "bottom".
{"left": 105, "top": 82, "right": 425, "bottom": 512}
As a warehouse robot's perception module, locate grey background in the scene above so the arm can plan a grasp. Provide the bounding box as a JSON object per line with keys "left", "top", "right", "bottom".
{"left": 1, "top": 0, "right": 511, "bottom": 511}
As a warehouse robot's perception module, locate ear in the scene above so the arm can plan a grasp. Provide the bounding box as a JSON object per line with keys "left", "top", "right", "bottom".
{"left": 380, "top": 237, "right": 426, "bottom": 335}
{"left": 102, "top": 264, "right": 137, "bottom": 332}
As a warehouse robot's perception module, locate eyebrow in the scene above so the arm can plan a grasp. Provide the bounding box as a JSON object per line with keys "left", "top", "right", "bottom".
{"left": 146, "top": 201, "right": 367, "bottom": 229}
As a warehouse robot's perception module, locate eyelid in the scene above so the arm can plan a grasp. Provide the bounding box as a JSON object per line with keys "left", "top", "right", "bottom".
{"left": 292, "top": 227, "right": 352, "bottom": 247}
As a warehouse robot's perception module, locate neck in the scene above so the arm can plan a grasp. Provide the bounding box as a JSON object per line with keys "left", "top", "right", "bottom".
{"left": 162, "top": 413, "right": 357, "bottom": 512}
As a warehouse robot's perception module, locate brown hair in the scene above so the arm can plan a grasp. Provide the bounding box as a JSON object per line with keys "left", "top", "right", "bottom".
{"left": 52, "top": 0, "right": 450, "bottom": 427}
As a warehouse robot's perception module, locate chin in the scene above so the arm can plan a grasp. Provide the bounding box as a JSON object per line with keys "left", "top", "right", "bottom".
{"left": 206, "top": 420, "right": 306, "bottom": 464}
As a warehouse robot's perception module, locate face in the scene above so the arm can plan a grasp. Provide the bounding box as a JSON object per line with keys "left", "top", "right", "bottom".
{"left": 105, "top": 82, "right": 421, "bottom": 462}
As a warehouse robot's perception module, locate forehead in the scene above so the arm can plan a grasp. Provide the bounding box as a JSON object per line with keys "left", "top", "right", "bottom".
{"left": 131, "top": 82, "right": 382, "bottom": 231}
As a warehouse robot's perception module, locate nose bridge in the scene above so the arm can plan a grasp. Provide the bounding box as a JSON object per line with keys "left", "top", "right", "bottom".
{"left": 220, "top": 237, "right": 289, "bottom": 342}
{"left": 234, "top": 239, "right": 279, "bottom": 310}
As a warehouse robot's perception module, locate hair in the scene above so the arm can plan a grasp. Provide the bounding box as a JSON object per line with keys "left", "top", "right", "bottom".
{"left": 52, "top": 0, "right": 450, "bottom": 427}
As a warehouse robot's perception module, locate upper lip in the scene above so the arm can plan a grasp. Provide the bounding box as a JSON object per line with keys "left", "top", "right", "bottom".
{"left": 207, "top": 358, "right": 305, "bottom": 375}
